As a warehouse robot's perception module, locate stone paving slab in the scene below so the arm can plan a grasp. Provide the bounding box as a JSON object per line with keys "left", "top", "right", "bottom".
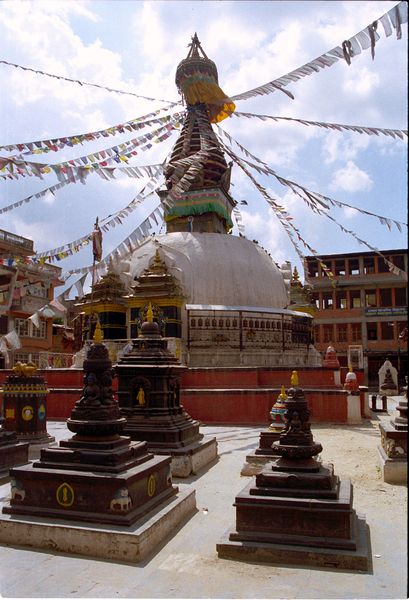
{"left": 0, "top": 402, "right": 407, "bottom": 599}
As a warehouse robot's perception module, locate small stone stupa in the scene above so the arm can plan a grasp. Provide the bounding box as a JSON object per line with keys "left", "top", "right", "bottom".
{"left": 378, "top": 377, "right": 407, "bottom": 484}
{"left": 1, "top": 322, "right": 196, "bottom": 562}
{"left": 218, "top": 371, "right": 370, "bottom": 570}
{"left": 115, "top": 303, "right": 218, "bottom": 477}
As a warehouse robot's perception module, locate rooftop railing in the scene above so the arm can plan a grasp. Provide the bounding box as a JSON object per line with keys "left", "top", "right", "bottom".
{"left": 0, "top": 229, "right": 34, "bottom": 252}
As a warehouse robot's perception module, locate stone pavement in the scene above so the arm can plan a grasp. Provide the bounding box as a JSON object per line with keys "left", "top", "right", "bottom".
{"left": 0, "top": 397, "right": 407, "bottom": 599}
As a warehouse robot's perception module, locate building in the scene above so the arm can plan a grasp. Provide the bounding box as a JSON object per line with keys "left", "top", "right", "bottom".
{"left": 304, "top": 249, "right": 408, "bottom": 388}
{"left": 0, "top": 228, "right": 63, "bottom": 368}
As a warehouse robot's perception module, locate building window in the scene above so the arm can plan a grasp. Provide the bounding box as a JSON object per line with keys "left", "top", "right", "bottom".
{"left": 191, "top": 319, "right": 196, "bottom": 328}
{"left": 322, "top": 292, "right": 333, "bottom": 309}
{"left": 336, "top": 324, "right": 348, "bottom": 342}
{"left": 0, "top": 315, "right": 8, "bottom": 334}
{"left": 335, "top": 291, "right": 347, "bottom": 309}
{"left": 377, "top": 257, "right": 389, "bottom": 273}
{"left": 367, "top": 323, "right": 378, "bottom": 341}
{"left": 15, "top": 318, "right": 30, "bottom": 337}
{"left": 380, "top": 288, "right": 392, "bottom": 308}
{"left": 323, "top": 325, "right": 333, "bottom": 343}
{"left": 395, "top": 287, "right": 407, "bottom": 307}
{"left": 14, "top": 318, "right": 46, "bottom": 339}
{"left": 32, "top": 321, "right": 47, "bottom": 338}
{"left": 363, "top": 257, "right": 375, "bottom": 274}
{"left": 351, "top": 323, "right": 361, "bottom": 342}
{"left": 13, "top": 352, "right": 40, "bottom": 367}
{"left": 308, "top": 261, "right": 319, "bottom": 278}
{"left": 365, "top": 290, "right": 377, "bottom": 307}
{"left": 350, "top": 290, "right": 361, "bottom": 308}
{"left": 311, "top": 293, "right": 320, "bottom": 309}
{"left": 381, "top": 322, "right": 394, "bottom": 340}
{"left": 348, "top": 258, "right": 360, "bottom": 275}
{"left": 314, "top": 325, "right": 320, "bottom": 343}
{"left": 335, "top": 260, "right": 346, "bottom": 276}
{"left": 392, "top": 255, "right": 405, "bottom": 271}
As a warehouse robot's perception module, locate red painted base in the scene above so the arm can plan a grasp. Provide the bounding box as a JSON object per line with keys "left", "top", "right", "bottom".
{"left": 0, "top": 366, "right": 365, "bottom": 424}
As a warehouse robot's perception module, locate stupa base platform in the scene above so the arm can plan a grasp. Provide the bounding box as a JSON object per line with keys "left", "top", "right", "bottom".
{"left": 377, "top": 445, "right": 407, "bottom": 484}
{"left": 241, "top": 430, "right": 281, "bottom": 475}
{"left": 240, "top": 453, "right": 274, "bottom": 476}
{"left": 27, "top": 435, "right": 57, "bottom": 460}
{"left": 216, "top": 514, "right": 370, "bottom": 571}
{"left": 0, "top": 487, "right": 196, "bottom": 563}
{"left": 0, "top": 440, "right": 30, "bottom": 482}
{"left": 150, "top": 437, "right": 218, "bottom": 478}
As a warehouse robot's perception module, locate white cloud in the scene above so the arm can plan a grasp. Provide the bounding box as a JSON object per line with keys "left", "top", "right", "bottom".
{"left": 343, "top": 67, "right": 380, "bottom": 97}
{"left": 323, "top": 131, "right": 371, "bottom": 165}
{"left": 330, "top": 160, "right": 374, "bottom": 192}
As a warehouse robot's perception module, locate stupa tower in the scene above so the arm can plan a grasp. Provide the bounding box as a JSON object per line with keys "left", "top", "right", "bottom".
{"left": 160, "top": 33, "right": 236, "bottom": 234}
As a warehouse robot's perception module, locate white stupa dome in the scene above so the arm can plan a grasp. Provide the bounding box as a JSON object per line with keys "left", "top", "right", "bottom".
{"left": 121, "top": 232, "right": 288, "bottom": 308}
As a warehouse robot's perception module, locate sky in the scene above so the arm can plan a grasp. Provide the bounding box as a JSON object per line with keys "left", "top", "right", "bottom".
{"left": 0, "top": 0, "right": 407, "bottom": 295}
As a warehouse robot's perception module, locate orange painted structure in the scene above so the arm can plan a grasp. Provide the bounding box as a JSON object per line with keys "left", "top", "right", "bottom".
{"left": 1, "top": 366, "right": 366, "bottom": 425}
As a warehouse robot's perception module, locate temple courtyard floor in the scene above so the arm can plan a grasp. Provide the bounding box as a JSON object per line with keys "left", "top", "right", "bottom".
{"left": 0, "top": 397, "right": 407, "bottom": 599}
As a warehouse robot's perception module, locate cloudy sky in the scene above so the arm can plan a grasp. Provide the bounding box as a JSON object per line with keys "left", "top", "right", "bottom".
{"left": 0, "top": 0, "right": 407, "bottom": 293}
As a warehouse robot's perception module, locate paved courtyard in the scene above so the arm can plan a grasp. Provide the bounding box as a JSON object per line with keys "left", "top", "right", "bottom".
{"left": 0, "top": 397, "right": 407, "bottom": 599}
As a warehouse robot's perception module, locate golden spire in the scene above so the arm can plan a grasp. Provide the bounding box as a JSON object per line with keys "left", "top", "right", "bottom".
{"left": 278, "top": 385, "right": 287, "bottom": 400}
{"left": 93, "top": 319, "right": 104, "bottom": 343}
{"left": 290, "top": 370, "right": 299, "bottom": 386}
{"left": 146, "top": 302, "right": 154, "bottom": 323}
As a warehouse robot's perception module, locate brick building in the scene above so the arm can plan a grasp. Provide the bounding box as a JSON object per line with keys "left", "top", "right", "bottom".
{"left": 0, "top": 228, "right": 62, "bottom": 368}
{"left": 304, "top": 249, "right": 408, "bottom": 389}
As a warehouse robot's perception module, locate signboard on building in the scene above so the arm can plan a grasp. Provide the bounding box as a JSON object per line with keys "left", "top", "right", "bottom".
{"left": 365, "top": 307, "right": 407, "bottom": 318}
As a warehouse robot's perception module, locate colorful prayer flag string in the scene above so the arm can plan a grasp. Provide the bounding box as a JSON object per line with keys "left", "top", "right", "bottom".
{"left": 230, "top": 2, "right": 407, "bottom": 103}
{"left": 0, "top": 59, "right": 181, "bottom": 106}
{"left": 233, "top": 112, "right": 407, "bottom": 141}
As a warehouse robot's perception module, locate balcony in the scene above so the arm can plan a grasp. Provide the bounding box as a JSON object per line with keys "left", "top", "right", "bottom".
{"left": 0, "top": 229, "right": 34, "bottom": 255}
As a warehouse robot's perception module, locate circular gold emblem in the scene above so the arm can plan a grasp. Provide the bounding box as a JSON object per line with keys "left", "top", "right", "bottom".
{"left": 56, "top": 483, "right": 75, "bottom": 508}
{"left": 147, "top": 474, "right": 156, "bottom": 497}
{"left": 21, "top": 405, "right": 34, "bottom": 421}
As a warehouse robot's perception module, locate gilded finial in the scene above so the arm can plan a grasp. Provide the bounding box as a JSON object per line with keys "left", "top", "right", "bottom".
{"left": 93, "top": 319, "right": 103, "bottom": 343}
{"left": 290, "top": 370, "right": 299, "bottom": 386}
{"left": 348, "top": 365, "right": 353, "bottom": 372}
{"left": 293, "top": 266, "right": 300, "bottom": 281}
{"left": 146, "top": 302, "right": 154, "bottom": 323}
{"left": 278, "top": 385, "right": 287, "bottom": 400}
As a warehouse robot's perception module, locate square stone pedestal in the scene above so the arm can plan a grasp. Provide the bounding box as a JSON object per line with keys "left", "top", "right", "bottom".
{"left": 378, "top": 421, "right": 407, "bottom": 484}
{"left": 217, "top": 515, "right": 370, "bottom": 571}
{"left": 0, "top": 487, "right": 196, "bottom": 562}
{"left": 217, "top": 465, "right": 371, "bottom": 572}
{"left": 167, "top": 437, "right": 218, "bottom": 478}
{"left": 377, "top": 445, "right": 407, "bottom": 484}
{"left": 0, "top": 436, "right": 30, "bottom": 482}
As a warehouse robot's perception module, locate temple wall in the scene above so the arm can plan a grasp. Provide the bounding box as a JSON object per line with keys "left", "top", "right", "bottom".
{"left": 1, "top": 366, "right": 365, "bottom": 424}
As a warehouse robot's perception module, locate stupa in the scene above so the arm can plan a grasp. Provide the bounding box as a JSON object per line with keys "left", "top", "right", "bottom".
{"left": 0, "top": 323, "right": 195, "bottom": 562}
{"left": 115, "top": 303, "right": 218, "bottom": 477}
{"left": 217, "top": 372, "right": 370, "bottom": 570}
{"left": 76, "top": 33, "right": 320, "bottom": 371}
